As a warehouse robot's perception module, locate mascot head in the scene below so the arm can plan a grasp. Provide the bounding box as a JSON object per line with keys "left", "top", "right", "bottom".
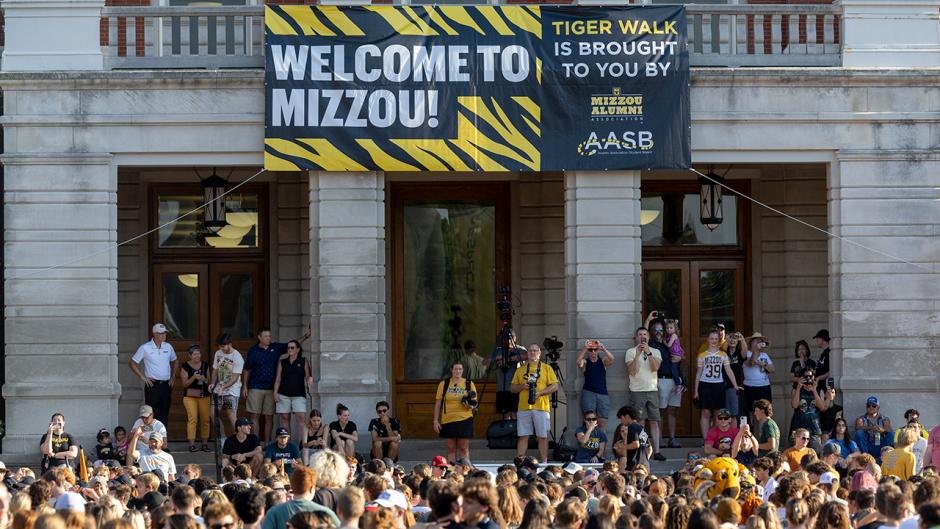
{"left": 693, "top": 457, "right": 743, "bottom": 500}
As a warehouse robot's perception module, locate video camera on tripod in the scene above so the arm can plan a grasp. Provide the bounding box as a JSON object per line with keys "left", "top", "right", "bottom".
{"left": 543, "top": 336, "right": 563, "bottom": 363}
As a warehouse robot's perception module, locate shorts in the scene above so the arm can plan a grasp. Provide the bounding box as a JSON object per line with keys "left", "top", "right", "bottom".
{"left": 246, "top": 389, "right": 276, "bottom": 415}
{"left": 630, "top": 390, "right": 661, "bottom": 422}
{"left": 657, "top": 378, "right": 682, "bottom": 408}
{"left": 725, "top": 388, "right": 740, "bottom": 416}
{"left": 220, "top": 395, "right": 239, "bottom": 410}
{"left": 580, "top": 390, "right": 610, "bottom": 418}
{"left": 517, "top": 409, "right": 550, "bottom": 438}
{"left": 440, "top": 417, "right": 474, "bottom": 439}
{"left": 276, "top": 395, "right": 307, "bottom": 414}
{"left": 496, "top": 391, "right": 518, "bottom": 414}
{"left": 698, "top": 381, "right": 725, "bottom": 411}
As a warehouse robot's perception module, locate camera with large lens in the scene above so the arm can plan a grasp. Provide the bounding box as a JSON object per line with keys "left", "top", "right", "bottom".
{"left": 497, "top": 286, "right": 513, "bottom": 320}
{"left": 543, "top": 336, "right": 563, "bottom": 362}
{"left": 527, "top": 381, "right": 537, "bottom": 405}
{"left": 461, "top": 390, "right": 478, "bottom": 407}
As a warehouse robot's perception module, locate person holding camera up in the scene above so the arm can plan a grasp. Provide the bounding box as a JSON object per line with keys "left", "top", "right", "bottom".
{"left": 626, "top": 327, "right": 668, "bottom": 462}
{"left": 433, "top": 359, "right": 478, "bottom": 462}
{"left": 576, "top": 339, "right": 614, "bottom": 431}
{"left": 790, "top": 365, "right": 830, "bottom": 454}
{"left": 742, "top": 333, "right": 775, "bottom": 423}
{"left": 482, "top": 330, "right": 527, "bottom": 420}
{"left": 511, "top": 343, "right": 559, "bottom": 463}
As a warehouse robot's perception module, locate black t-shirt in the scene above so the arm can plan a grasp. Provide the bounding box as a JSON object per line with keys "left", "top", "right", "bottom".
{"left": 368, "top": 417, "right": 401, "bottom": 441}
{"left": 181, "top": 361, "right": 210, "bottom": 398}
{"left": 857, "top": 520, "right": 881, "bottom": 529}
{"left": 329, "top": 420, "right": 357, "bottom": 448}
{"left": 40, "top": 432, "right": 76, "bottom": 468}
{"left": 724, "top": 350, "right": 745, "bottom": 389}
{"left": 626, "top": 422, "right": 650, "bottom": 471}
{"left": 313, "top": 487, "right": 341, "bottom": 512}
{"left": 820, "top": 403, "right": 843, "bottom": 433}
{"left": 95, "top": 443, "right": 116, "bottom": 461}
{"left": 789, "top": 359, "right": 817, "bottom": 389}
{"left": 650, "top": 339, "right": 672, "bottom": 378}
{"left": 816, "top": 348, "right": 831, "bottom": 390}
{"left": 222, "top": 434, "right": 261, "bottom": 456}
{"left": 736, "top": 449, "right": 757, "bottom": 468}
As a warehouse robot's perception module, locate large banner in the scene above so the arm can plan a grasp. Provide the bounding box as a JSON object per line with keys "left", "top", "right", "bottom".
{"left": 264, "top": 5, "right": 690, "bottom": 172}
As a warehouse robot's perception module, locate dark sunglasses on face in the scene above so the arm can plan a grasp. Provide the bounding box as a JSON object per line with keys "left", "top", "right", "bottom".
{"left": 799, "top": 436, "right": 809, "bottom": 440}
{"left": 378, "top": 409, "right": 389, "bottom": 413}
{"left": 867, "top": 404, "right": 878, "bottom": 408}
{"left": 588, "top": 348, "right": 598, "bottom": 352}
{"left": 718, "top": 417, "right": 730, "bottom": 421}
{"left": 586, "top": 417, "right": 597, "bottom": 421}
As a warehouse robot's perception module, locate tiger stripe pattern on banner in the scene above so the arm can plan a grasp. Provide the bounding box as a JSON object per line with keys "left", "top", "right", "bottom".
{"left": 264, "top": 5, "right": 691, "bottom": 172}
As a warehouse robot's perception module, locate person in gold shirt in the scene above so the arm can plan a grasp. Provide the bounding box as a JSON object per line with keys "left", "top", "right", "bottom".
{"left": 882, "top": 428, "right": 918, "bottom": 480}
{"left": 511, "top": 343, "right": 559, "bottom": 463}
{"left": 433, "top": 360, "right": 478, "bottom": 462}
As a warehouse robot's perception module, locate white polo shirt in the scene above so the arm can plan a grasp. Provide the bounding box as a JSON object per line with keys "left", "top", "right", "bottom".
{"left": 131, "top": 339, "right": 177, "bottom": 381}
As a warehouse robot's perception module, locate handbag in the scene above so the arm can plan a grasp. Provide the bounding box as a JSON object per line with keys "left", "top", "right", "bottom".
{"left": 552, "top": 427, "right": 578, "bottom": 462}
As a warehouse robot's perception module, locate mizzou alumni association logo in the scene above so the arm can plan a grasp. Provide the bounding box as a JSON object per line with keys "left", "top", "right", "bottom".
{"left": 590, "top": 88, "right": 644, "bottom": 122}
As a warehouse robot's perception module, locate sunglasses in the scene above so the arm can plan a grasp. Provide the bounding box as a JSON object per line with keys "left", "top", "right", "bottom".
{"left": 211, "top": 524, "right": 236, "bottom": 529}
{"left": 688, "top": 456, "right": 700, "bottom": 460}
{"left": 652, "top": 329, "right": 663, "bottom": 333}
{"left": 586, "top": 417, "right": 597, "bottom": 421}
{"left": 867, "top": 404, "right": 878, "bottom": 408}
{"left": 798, "top": 437, "right": 809, "bottom": 440}
{"left": 718, "top": 417, "right": 730, "bottom": 421}
{"left": 378, "top": 409, "right": 389, "bottom": 413}
{"left": 287, "top": 346, "right": 298, "bottom": 350}
{"left": 588, "top": 348, "right": 598, "bottom": 352}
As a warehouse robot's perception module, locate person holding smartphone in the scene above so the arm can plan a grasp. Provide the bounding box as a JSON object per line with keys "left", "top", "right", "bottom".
{"left": 626, "top": 327, "right": 667, "bottom": 462}
{"left": 790, "top": 366, "right": 830, "bottom": 454}
{"left": 40, "top": 413, "right": 77, "bottom": 473}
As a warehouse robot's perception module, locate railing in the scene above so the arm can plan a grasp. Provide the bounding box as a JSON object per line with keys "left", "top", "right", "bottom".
{"left": 100, "top": 4, "right": 842, "bottom": 70}
{"left": 101, "top": 6, "right": 265, "bottom": 69}
{"left": 686, "top": 4, "right": 842, "bottom": 67}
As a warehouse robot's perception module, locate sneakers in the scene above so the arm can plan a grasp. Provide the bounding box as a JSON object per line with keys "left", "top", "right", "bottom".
{"left": 653, "top": 453, "right": 668, "bottom": 462}
{"left": 668, "top": 438, "right": 682, "bottom": 448}
{"left": 675, "top": 385, "right": 687, "bottom": 396}
{"left": 660, "top": 438, "right": 667, "bottom": 449}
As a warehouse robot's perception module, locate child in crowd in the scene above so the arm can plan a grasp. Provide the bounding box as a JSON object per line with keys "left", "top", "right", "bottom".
{"left": 113, "top": 426, "right": 129, "bottom": 464}
{"left": 664, "top": 320, "right": 686, "bottom": 395}
{"left": 93, "top": 428, "right": 117, "bottom": 468}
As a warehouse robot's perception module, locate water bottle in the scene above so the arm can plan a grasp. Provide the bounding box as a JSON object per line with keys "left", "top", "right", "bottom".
{"left": 874, "top": 431, "right": 881, "bottom": 446}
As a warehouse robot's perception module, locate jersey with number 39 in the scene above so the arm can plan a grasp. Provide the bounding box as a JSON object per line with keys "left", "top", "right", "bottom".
{"left": 697, "top": 350, "right": 729, "bottom": 383}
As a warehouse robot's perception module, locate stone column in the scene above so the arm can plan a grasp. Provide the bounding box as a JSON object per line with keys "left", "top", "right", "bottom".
{"left": 2, "top": 153, "right": 120, "bottom": 456}
{"left": 564, "top": 171, "right": 642, "bottom": 437}
{"left": 841, "top": 0, "right": 940, "bottom": 67}
{"left": 830, "top": 152, "right": 940, "bottom": 427}
{"left": 1, "top": 0, "right": 105, "bottom": 71}
{"left": 309, "top": 172, "right": 386, "bottom": 447}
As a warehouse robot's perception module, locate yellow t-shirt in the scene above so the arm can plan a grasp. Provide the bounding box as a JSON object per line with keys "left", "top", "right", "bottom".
{"left": 625, "top": 346, "right": 663, "bottom": 392}
{"left": 435, "top": 378, "right": 477, "bottom": 425}
{"left": 512, "top": 361, "right": 559, "bottom": 413}
{"left": 882, "top": 448, "right": 916, "bottom": 480}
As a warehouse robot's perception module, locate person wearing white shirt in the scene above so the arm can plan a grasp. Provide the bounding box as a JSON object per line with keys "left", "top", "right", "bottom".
{"left": 753, "top": 457, "right": 777, "bottom": 503}
{"left": 131, "top": 405, "right": 168, "bottom": 453}
{"left": 742, "top": 333, "right": 775, "bottom": 424}
{"left": 209, "top": 333, "right": 245, "bottom": 438}
{"left": 129, "top": 323, "right": 179, "bottom": 427}
{"left": 127, "top": 427, "right": 176, "bottom": 481}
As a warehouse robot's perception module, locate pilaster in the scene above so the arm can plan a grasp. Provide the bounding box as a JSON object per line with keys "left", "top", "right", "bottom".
{"left": 841, "top": 0, "right": 940, "bottom": 67}
{"left": 1, "top": 0, "right": 105, "bottom": 71}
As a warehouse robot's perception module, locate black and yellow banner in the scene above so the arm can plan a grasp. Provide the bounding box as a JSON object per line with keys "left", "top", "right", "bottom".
{"left": 264, "top": 5, "right": 689, "bottom": 172}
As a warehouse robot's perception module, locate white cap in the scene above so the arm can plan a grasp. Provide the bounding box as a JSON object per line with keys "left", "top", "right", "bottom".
{"left": 152, "top": 323, "right": 167, "bottom": 333}
{"left": 562, "top": 462, "right": 583, "bottom": 475}
{"left": 54, "top": 492, "right": 85, "bottom": 512}
{"left": 374, "top": 489, "right": 408, "bottom": 510}
{"left": 818, "top": 472, "right": 840, "bottom": 485}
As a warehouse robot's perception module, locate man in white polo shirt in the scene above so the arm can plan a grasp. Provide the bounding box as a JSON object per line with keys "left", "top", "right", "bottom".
{"left": 129, "top": 323, "right": 179, "bottom": 427}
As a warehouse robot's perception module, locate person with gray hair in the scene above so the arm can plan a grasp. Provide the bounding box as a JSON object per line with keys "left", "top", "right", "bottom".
{"left": 310, "top": 449, "right": 348, "bottom": 512}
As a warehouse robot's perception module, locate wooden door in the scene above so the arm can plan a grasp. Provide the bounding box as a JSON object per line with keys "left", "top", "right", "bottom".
{"left": 643, "top": 260, "right": 746, "bottom": 437}
{"left": 154, "top": 262, "right": 264, "bottom": 440}
{"left": 390, "top": 183, "right": 511, "bottom": 439}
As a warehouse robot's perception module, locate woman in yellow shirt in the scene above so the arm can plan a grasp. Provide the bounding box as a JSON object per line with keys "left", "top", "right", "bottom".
{"left": 882, "top": 428, "right": 918, "bottom": 480}
{"left": 433, "top": 360, "right": 478, "bottom": 463}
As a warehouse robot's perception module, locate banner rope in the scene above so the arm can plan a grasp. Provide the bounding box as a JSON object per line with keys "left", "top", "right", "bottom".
{"left": 691, "top": 168, "right": 936, "bottom": 274}
{"left": 12, "top": 168, "right": 268, "bottom": 279}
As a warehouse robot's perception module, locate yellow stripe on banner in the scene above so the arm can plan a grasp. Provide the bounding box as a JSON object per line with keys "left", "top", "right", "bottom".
{"left": 477, "top": 6, "right": 515, "bottom": 36}
{"left": 357, "top": 140, "right": 420, "bottom": 171}
{"left": 522, "top": 116, "right": 541, "bottom": 137}
{"left": 264, "top": 145, "right": 301, "bottom": 171}
{"left": 317, "top": 6, "right": 365, "bottom": 36}
{"left": 536, "top": 57, "right": 542, "bottom": 85}
{"left": 286, "top": 7, "right": 336, "bottom": 36}
{"left": 501, "top": 6, "right": 541, "bottom": 39}
{"left": 402, "top": 6, "right": 439, "bottom": 36}
{"left": 458, "top": 97, "right": 540, "bottom": 171}
{"left": 425, "top": 7, "right": 459, "bottom": 36}
{"left": 266, "top": 138, "right": 367, "bottom": 171}
{"left": 449, "top": 139, "right": 508, "bottom": 172}
{"left": 525, "top": 6, "right": 541, "bottom": 18}
{"left": 367, "top": 6, "right": 430, "bottom": 36}
{"left": 264, "top": 8, "right": 298, "bottom": 36}
{"left": 439, "top": 6, "right": 485, "bottom": 35}
{"left": 512, "top": 96, "right": 541, "bottom": 123}
{"left": 391, "top": 139, "right": 472, "bottom": 171}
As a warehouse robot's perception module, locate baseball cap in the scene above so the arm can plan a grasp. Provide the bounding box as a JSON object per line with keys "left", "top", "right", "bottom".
{"left": 716, "top": 498, "right": 741, "bottom": 524}
{"left": 521, "top": 456, "right": 540, "bottom": 471}
{"left": 276, "top": 428, "right": 290, "bottom": 438}
{"left": 431, "top": 456, "right": 449, "bottom": 467}
{"left": 813, "top": 329, "right": 830, "bottom": 341}
{"left": 867, "top": 397, "right": 879, "bottom": 405}
{"left": 823, "top": 443, "right": 842, "bottom": 456}
{"left": 717, "top": 408, "right": 731, "bottom": 418}
{"left": 566, "top": 487, "right": 589, "bottom": 502}
{"left": 584, "top": 468, "right": 600, "bottom": 483}
{"left": 562, "top": 462, "right": 583, "bottom": 475}
{"left": 382, "top": 457, "right": 395, "bottom": 470}
{"left": 152, "top": 324, "right": 168, "bottom": 333}
{"left": 819, "top": 472, "right": 840, "bottom": 485}
{"left": 139, "top": 405, "right": 154, "bottom": 417}
{"left": 54, "top": 492, "right": 86, "bottom": 512}
{"left": 142, "top": 491, "right": 167, "bottom": 510}
{"left": 149, "top": 432, "right": 163, "bottom": 442}
{"left": 455, "top": 458, "right": 474, "bottom": 470}
{"left": 648, "top": 480, "right": 666, "bottom": 496}
{"left": 235, "top": 417, "right": 253, "bottom": 427}
{"left": 373, "top": 489, "right": 408, "bottom": 510}
{"left": 89, "top": 476, "right": 109, "bottom": 488}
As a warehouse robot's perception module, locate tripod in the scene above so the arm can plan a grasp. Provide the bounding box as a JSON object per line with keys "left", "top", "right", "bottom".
{"left": 473, "top": 318, "right": 515, "bottom": 419}
{"left": 546, "top": 357, "right": 566, "bottom": 448}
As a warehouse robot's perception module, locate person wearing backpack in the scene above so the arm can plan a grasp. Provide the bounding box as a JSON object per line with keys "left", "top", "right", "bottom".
{"left": 433, "top": 359, "right": 478, "bottom": 462}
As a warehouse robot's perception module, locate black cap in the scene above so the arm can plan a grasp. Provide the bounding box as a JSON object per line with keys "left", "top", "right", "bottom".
{"left": 104, "top": 460, "right": 122, "bottom": 468}
{"left": 235, "top": 418, "right": 253, "bottom": 427}
{"left": 566, "top": 487, "right": 589, "bottom": 502}
{"left": 151, "top": 469, "right": 166, "bottom": 483}
{"left": 521, "top": 456, "right": 540, "bottom": 471}
{"left": 537, "top": 470, "right": 556, "bottom": 482}
{"left": 382, "top": 457, "right": 395, "bottom": 469}
{"left": 16, "top": 476, "right": 35, "bottom": 489}
{"left": 116, "top": 474, "right": 134, "bottom": 487}
{"left": 455, "top": 457, "right": 474, "bottom": 470}
{"left": 276, "top": 427, "right": 290, "bottom": 438}
{"left": 813, "top": 329, "right": 830, "bottom": 341}
{"left": 142, "top": 491, "right": 167, "bottom": 510}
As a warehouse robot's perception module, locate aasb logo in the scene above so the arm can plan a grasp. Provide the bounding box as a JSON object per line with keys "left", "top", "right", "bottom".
{"left": 577, "top": 131, "right": 653, "bottom": 156}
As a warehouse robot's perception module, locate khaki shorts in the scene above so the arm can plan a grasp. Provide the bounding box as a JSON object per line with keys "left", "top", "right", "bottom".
{"left": 276, "top": 395, "right": 307, "bottom": 414}
{"left": 246, "top": 389, "right": 275, "bottom": 415}
{"left": 630, "top": 390, "right": 661, "bottom": 422}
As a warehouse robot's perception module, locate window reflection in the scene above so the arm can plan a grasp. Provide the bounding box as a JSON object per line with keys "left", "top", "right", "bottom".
{"left": 700, "top": 271, "right": 735, "bottom": 333}
{"left": 164, "top": 274, "right": 199, "bottom": 339}
{"left": 158, "top": 194, "right": 259, "bottom": 249}
{"left": 641, "top": 193, "right": 737, "bottom": 246}
{"left": 219, "top": 274, "right": 254, "bottom": 340}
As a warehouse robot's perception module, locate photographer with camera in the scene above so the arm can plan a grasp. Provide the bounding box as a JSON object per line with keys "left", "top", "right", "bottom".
{"left": 433, "top": 359, "right": 478, "bottom": 462}
{"left": 576, "top": 339, "right": 614, "bottom": 430}
{"left": 482, "top": 330, "right": 527, "bottom": 420}
{"left": 510, "top": 343, "right": 559, "bottom": 463}
{"left": 742, "top": 332, "right": 775, "bottom": 423}
{"left": 790, "top": 365, "right": 830, "bottom": 454}
{"left": 626, "top": 327, "right": 668, "bottom": 462}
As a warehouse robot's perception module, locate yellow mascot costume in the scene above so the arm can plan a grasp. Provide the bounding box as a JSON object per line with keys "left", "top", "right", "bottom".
{"left": 693, "top": 457, "right": 744, "bottom": 500}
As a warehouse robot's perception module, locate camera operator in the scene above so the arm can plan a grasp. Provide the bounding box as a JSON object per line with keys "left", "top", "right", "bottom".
{"left": 790, "top": 365, "right": 830, "bottom": 454}
{"left": 626, "top": 327, "right": 667, "bottom": 462}
{"left": 482, "top": 330, "right": 527, "bottom": 420}
{"left": 433, "top": 359, "right": 478, "bottom": 462}
{"left": 576, "top": 339, "right": 614, "bottom": 430}
{"left": 510, "top": 343, "right": 559, "bottom": 463}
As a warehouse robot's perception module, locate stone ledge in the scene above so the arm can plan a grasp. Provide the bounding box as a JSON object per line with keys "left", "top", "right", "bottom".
{"left": 839, "top": 375, "right": 938, "bottom": 392}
